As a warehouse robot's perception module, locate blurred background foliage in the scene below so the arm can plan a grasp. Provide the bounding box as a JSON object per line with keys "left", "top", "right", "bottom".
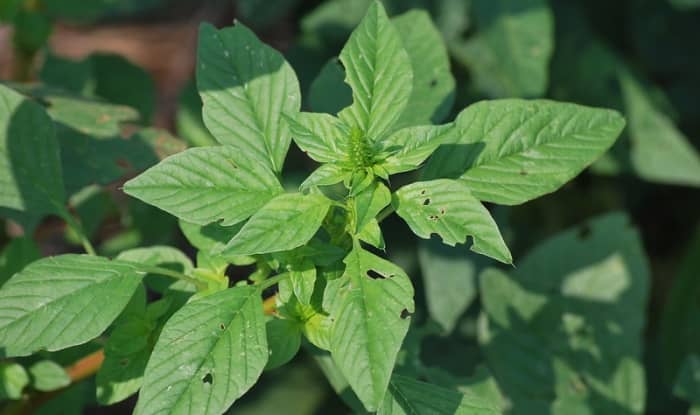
{"left": 0, "top": 0, "right": 699, "bottom": 413}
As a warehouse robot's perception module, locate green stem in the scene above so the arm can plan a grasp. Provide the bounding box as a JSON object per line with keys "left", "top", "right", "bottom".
{"left": 57, "top": 207, "right": 96, "bottom": 256}
{"left": 377, "top": 204, "right": 396, "bottom": 223}
{"left": 141, "top": 265, "right": 206, "bottom": 290}
{"left": 257, "top": 273, "right": 289, "bottom": 291}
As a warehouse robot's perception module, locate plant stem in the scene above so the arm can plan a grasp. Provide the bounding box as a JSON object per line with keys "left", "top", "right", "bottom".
{"left": 141, "top": 265, "right": 206, "bottom": 290}
{"left": 57, "top": 207, "right": 96, "bottom": 256}
{"left": 257, "top": 273, "right": 288, "bottom": 291}
{"left": 377, "top": 204, "right": 396, "bottom": 223}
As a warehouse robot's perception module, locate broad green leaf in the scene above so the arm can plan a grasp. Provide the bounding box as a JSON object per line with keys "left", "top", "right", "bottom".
{"left": 285, "top": 112, "right": 350, "bottom": 163}
{"left": 221, "top": 193, "right": 331, "bottom": 256}
{"left": 0, "top": 362, "right": 29, "bottom": 400}
{"left": 352, "top": 181, "right": 390, "bottom": 233}
{"left": 661, "top": 226, "right": 700, "bottom": 384}
{"left": 418, "top": 239, "right": 482, "bottom": 333}
{"left": 134, "top": 286, "right": 267, "bottom": 415}
{"left": 338, "top": 1, "right": 413, "bottom": 140}
{"left": 453, "top": 0, "right": 553, "bottom": 98}
{"left": 620, "top": 71, "right": 700, "bottom": 187}
{"left": 265, "top": 317, "right": 302, "bottom": 370}
{"left": 424, "top": 99, "right": 625, "bottom": 205}
{"left": 0, "top": 255, "right": 142, "bottom": 356}
{"left": 0, "top": 85, "right": 64, "bottom": 216}
{"left": 197, "top": 22, "right": 301, "bottom": 173}
{"left": 0, "top": 237, "right": 40, "bottom": 287}
{"left": 97, "top": 318, "right": 153, "bottom": 405}
{"left": 379, "top": 374, "right": 501, "bottom": 415}
{"left": 309, "top": 57, "right": 353, "bottom": 114}
{"left": 358, "top": 218, "right": 384, "bottom": 249}
{"left": 673, "top": 355, "right": 700, "bottom": 406}
{"left": 288, "top": 258, "right": 317, "bottom": 306}
{"left": 392, "top": 10, "right": 455, "bottom": 128}
{"left": 124, "top": 146, "right": 282, "bottom": 226}
{"left": 330, "top": 243, "right": 415, "bottom": 411}
{"left": 479, "top": 213, "right": 649, "bottom": 414}
{"left": 378, "top": 124, "right": 457, "bottom": 175}
{"left": 28, "top": 360, "right": 70, "bottom": 392}
{"left": 394, "top": 179, "right": 511, "bottom": 264}
{"left": 43, "top": 94, "right": 138, "bottom": 138}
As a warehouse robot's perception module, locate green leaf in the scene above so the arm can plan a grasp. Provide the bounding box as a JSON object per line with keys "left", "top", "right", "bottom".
{"left": 358, "top": 218, "right": 384, "bottom": 249}
{"left": 134, "top": 286, "right": 267, "bottom": 415}
{"left": 330, "top": 242, "right": 415, "bottom": 411}
{"left": 0, "top": 255, "right": 142, "bottom": 357}
{"left": 620, "top": 70, "right": 700, "bottom": 187}
{"left": 176, "top": 80, "right": 217, "bottom": 147}
{"left": 265, "top": 317, "right": 302, "bottom": 370}
{"left": 179, "top": 220, "right": 242, "bottom": 254}
{"left": 0, "top": 362, "right": 29, "bottom": 400}
{"left": 479, "top": 213, "right": 649, "bottom": 414}
{"left": 124, "top": 146, "right": 283, "bottom": 226}
{"left": 418, "top": 239, "right": 482, "bottom": 333}
{"left": 352, "top": 181, "right": 390, "bottom": 234}
{"left": 96, "top": 318, "right": 153, "bottom": 405}
{"left": 379, "top": 374, "right": 501, "bottom": 415}
{"left": 285, "top": 112, "right": 350, "bottom": 163}
{"left": 392, "top": 10, "right": 455, "bottom": 128}
{"left": 661, "top": 225, "right": 700, "bottom": 384}
{"left": 0, "top": 84, "right": 65, "bottom": 216}
{"left": 453, "top": 0, "right": 553, "bottom": 98}
{"left": 338, "top": 0, "right": 413, "bottom": 140}
{"left": 221, "top": 193, "right": 331, "bottom": 256}
{"left": 424, "top": 99, "right": 626, "bottom": 205}
{"left": 378, "top": 124, "right": 457, "bottom": 175}
{"left": 309, "top": 57, "right": 353, "bottom": 114}
{"left": 674, "top": 355, "right": 700, "bottom": 405}
{"left": 288, "top": 258, "right": 317, "bottom": 306}
{"left": 394, "top": 179, "right": 511, "bottom": 264}
{"left": 0, "top": 237, "right": 40, "bottom": 287}
{"left": 300, "top": 164, "right": 349, "bottom": 191}
{"left": 197, "top": 22, "right": 301, "bottom": 173}
{"left": 28, "top": 360, "right": 70, "bottom": 392}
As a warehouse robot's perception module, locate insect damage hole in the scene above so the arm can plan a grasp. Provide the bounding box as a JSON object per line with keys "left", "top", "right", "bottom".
{"left": 400, "top": 309, "right": 412, "bottom": 319}
{"left": 366, "top": 270, "right": 385, "bottom": 279}
{"left": 219, "top": 323, "right": 226, "bottom": 330}
{"left": 202, "top": 373, "right": 213, "bottom": 385}
{"left": 422, "top": 198, "right": 431, "bottom": 206}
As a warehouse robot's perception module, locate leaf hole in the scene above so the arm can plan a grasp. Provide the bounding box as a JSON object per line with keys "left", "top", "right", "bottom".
{"left": 202, "top": 373, "right": 213, "bottom": 384}
{"left": 428, "top": 215, "right": 439, "bottom": 221}
{"left": 219, "top": 323, "right": 225, "bottom": 330}
{"left": 519, "top": 170, "right": 528, "bottom": 176}
{"left": 439, "top": 208, "right": 446, "bottom": 215}
{"left": 578, "top": 225, "right": 591, "bottom": 240}
{"left": 429, "top": 79, "right": 438, "bottom": 87}
{"left": 420, "top": 190, "right": 427, "bottom": 195}
{"left": 423, "top": 198, "right": 431, "bottom": 206}
{"left": 366, "top": 270, "right": 384, "bottom": 279}
{"left": 119, "top": 358, "right": 129, "bottom": 366}
{"left": 400, "top": 309, "right": 412, "bottom": 319}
